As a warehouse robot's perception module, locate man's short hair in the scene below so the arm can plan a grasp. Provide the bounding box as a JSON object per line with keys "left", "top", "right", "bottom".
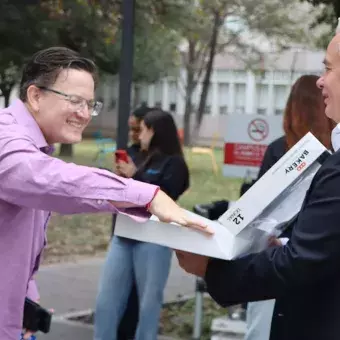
{"left": 19, "top": 47, "right": 98, "bottom": 101}
{"left": 132, "top": 105, "right": 156, "bottom": 120}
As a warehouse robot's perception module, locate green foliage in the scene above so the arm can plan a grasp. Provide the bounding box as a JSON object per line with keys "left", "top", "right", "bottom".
{"left": 305, "top": 0, "right": 339, "bottom": 49}
{"left": 0, "top": 0, "right": 184, "bottom": 104}
{"left": 180, "top": 0, "right": 309, "bottom": 144}
{"left": 0, "top": 1, "right": 58, "bottom": 103}
{"left": 133, "top": 24, "right": 181, "bottom": 83}
{"left": 130, "top": 0, "right": 189, "bottom": 83}
{"left": 43, "top": 0, "right": 121, "bottom": 73}
{"left": 306, "top": 0, "right": 340, "bottom": 18}
{"left": 159, "top": 297, "right": 228, "bottom": 340}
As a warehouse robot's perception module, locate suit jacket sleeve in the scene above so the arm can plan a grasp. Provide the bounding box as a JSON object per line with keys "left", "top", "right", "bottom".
{"left": 205, "top": 161, "right": 340, "bottom": 306}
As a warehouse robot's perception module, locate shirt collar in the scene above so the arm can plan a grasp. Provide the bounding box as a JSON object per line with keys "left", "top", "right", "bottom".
{"left": 331, "top": 123, "right": 340, "bottom": 152}
{"left": 8, "top": 99, "right": 50, "bottom": 150}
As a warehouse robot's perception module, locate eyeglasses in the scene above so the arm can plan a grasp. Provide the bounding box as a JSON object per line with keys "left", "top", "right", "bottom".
{"left": 38, "top": 86, "right": 103, "bottom": 117}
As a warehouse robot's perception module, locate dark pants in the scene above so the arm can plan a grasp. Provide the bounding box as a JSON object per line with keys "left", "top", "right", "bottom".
{"left": 117, "top": 282, "right": 139, "bottom": 340}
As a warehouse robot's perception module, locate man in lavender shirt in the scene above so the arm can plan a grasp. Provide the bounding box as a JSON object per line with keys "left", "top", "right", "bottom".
{"left": 0, "top": 47, "right": 211, "bottom": 340}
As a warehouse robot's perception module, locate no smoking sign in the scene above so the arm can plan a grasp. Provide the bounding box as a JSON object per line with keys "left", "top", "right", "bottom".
{"left": 248, "top": 119, "right": 269, "bottom": 142}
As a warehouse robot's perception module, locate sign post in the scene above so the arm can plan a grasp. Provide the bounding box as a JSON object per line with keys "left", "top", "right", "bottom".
{"left": 223, "top": 115, "right": 284, "bottom": 179}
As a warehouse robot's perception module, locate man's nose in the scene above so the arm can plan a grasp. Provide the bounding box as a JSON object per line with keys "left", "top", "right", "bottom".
{"left": 76, "top": 105, "right": 91, "bottom": 118}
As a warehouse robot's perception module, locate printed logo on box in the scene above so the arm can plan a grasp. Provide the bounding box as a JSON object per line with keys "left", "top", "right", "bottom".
{"left": 226, "top": 208, "right": 245, "bottom": 226}
{"left": 285, "top": 150, "right": 309, "bottom": 174}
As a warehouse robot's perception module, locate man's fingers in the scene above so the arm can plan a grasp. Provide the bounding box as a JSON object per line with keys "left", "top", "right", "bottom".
{"left": 175, "top": 251, "right": 186, "bottom": 268}
{"left": 176, "top": 250, "right": 187, "bottom": 256}
{"left": 176, "top": 253, "right": 184, "bottom": 262}
{"left": 175, "top": 250, "right": 187, "bottom": 260}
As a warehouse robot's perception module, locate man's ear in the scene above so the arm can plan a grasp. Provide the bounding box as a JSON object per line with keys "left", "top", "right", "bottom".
{"left": 26, "top": 85, "right": 41, "bottom": 113}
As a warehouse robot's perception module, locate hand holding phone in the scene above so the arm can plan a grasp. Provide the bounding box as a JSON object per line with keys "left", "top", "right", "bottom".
{"left": 115, "top": 150, "right": 137, "bottom": 178}
{"left": 115, "top": 149, "right": 129, "bottom": 163}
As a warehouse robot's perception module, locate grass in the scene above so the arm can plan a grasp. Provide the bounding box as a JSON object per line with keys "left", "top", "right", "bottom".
{"left": 159, "top": 297, "right": 228, "bottom": 340}
{"left": 71, "top": 296, "right": 228, "bottom": 340}
{"left": 43, "top": 140, "right": 242, "bottom": 264}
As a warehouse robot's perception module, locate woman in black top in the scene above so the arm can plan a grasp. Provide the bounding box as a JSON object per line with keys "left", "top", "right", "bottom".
{"left": 94, "top": 110, "right": 189, "bottom": 340}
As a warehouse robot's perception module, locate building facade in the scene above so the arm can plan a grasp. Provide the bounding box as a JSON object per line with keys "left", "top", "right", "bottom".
{"left": 3, "top": 47, "right": 325, "bottom": 145}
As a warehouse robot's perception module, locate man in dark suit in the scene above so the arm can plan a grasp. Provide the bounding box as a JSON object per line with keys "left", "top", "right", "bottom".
{"left": 176, "top": 35, "right": 340, "bottom": 340}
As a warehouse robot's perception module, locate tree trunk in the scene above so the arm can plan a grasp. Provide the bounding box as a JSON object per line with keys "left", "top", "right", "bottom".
{"left": 183, "top": 41, "right": 197, "bottom": 146}
{"left": 195, "top": 11, "right": 221, "bottom": 138}
{"left": 59, "top": 144, "right": 74, "bottom": 157}
{"left": 183, "top": 77, "right": 194, "bottom": 146}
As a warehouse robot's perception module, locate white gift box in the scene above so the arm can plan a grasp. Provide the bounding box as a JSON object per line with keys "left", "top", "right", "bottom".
{"left": 115, "top": 133, "right": 329, "bottom": 260}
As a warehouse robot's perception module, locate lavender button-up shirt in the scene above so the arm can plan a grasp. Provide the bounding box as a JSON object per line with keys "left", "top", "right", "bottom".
{"left": 0, "top": 100, "right": 158, "bottom": 339}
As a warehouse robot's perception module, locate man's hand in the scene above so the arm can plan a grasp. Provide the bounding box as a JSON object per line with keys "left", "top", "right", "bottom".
{"left": 176, "top": 250, "right": 209, "bottom": 277}
{"left": 268, "top": 236, "right": 283, "bottom": 247}
{"left": 116, "top": 157, "right": 137, "bottom": 178}
{"left": 149, "top": 190, "right": 214, "bottom": 234}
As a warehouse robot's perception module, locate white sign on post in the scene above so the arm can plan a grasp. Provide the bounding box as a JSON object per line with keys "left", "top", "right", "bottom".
{"left": 223, "top": 115, "right": 284, "bottom": 179}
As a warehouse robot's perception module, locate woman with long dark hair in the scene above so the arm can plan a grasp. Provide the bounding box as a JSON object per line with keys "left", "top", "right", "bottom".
{"left": 94, "top": 110, "right": 189, "bottom": 340}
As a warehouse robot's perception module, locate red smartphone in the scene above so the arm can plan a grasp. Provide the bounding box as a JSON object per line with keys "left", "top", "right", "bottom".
{"left": 115, "top": 149, "right": 129, "bottom": 163}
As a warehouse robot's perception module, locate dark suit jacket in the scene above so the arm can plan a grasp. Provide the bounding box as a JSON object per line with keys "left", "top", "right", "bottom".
{"left": 205, "top": 149, "right": 340, "bottom": 340}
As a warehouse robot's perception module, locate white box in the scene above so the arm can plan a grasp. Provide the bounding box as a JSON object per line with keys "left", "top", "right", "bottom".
{"left": 115, "top": 133, "right": 329, "bottom": 260}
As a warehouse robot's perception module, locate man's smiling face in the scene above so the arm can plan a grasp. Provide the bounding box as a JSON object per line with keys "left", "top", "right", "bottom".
{"left": 317, "top": 35, "right": 340, "bottom": 123}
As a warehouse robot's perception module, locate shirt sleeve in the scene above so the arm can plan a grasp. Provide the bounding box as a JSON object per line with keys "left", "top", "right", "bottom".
{"left": 26, "top": 278, "right": 40, "bottom": 302}
{"left": 0, "top": 129, "right": 158, "bottom": 217}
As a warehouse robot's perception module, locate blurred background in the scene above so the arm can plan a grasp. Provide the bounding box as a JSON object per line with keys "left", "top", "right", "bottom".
{"left": 2, "top": 1, "right": 339, "bottom": 339}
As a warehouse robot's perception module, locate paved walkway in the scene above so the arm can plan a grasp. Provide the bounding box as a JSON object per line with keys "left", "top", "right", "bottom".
{"left": 36, "top": 255, "right": 196, "bottom": 340}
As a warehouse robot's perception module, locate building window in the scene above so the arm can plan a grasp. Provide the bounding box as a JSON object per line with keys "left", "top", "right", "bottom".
{"left": 220, "top": 106, "right": 228, "bottom": 115}
{"left": 275, "top": 109, "right": 283, "bottom": 115}
{"left": 257, "top": 108, "right": 267, "bottom": 115}
{"left": 109, "top": 99, "right": 116, "bottom": 110}
{"left": 204, "top": 105, "right": 211, "bottom": 114}
{"left": 235, "top": 106, "right": 245, "bottom": 114}
{"left": 170, "top": 103, "right": 177, "bottom": 112}
{"left": 155, "top": 101, "right": 162, "bottom": 108}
